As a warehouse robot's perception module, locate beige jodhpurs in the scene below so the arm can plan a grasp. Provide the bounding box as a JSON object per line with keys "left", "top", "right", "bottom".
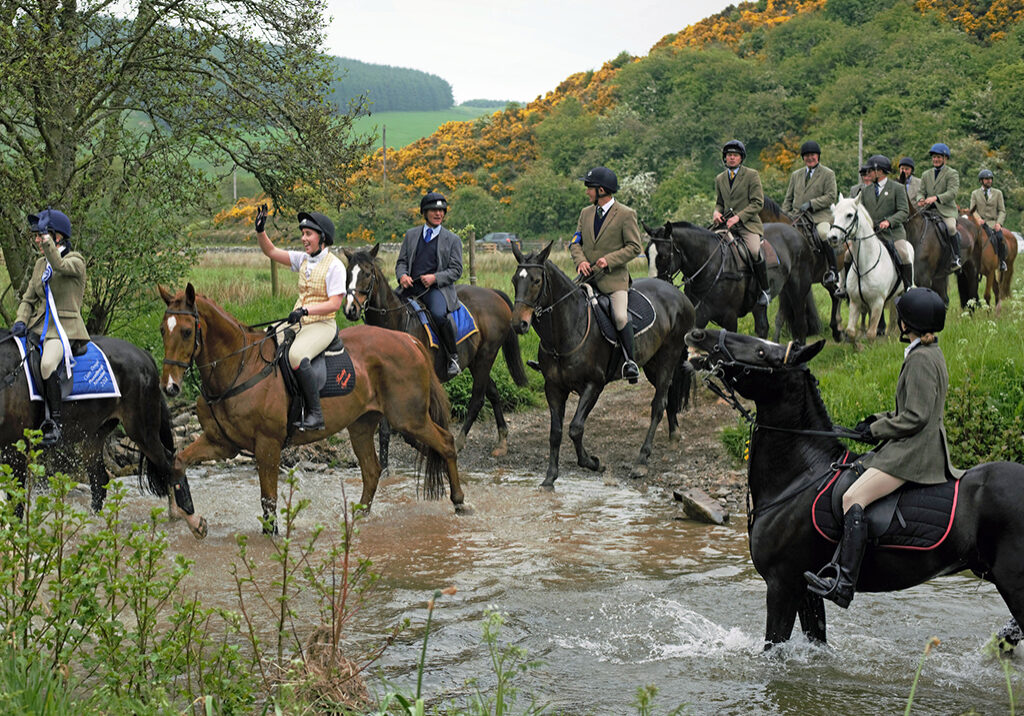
{"left": 735, "top": 228, "right": 763, "bottom": 260}
{"left": 842, "top": 467, "right": 906, "bottom": 514}
{"left": 39, "top": 333, "right": 65, "bottom": 379}
{"left": 276, "top": 320, "right": 337, "bottom": 370}
{"left": 609, "top": 290, "right": 629, "bottom": 330}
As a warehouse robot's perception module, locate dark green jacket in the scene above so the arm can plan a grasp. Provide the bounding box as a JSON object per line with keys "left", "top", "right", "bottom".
{"left": 860, "top": 180, "right": 909, "bottom": 244}
{"left": 715, "top": 165, "right": 764, "bottom": 235}
{"left": 782, "top": 164, "right": 837, "bottom": 226}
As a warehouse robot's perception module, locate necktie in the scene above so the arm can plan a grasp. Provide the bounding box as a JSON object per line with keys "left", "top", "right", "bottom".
{"left": 729, "top": 169, "right": 736, "bottom": 182}
{"left": 874, "top": 184, "right": 881, "bottom": 197}
{"left": 597, "top": 206, "right": 605, "bottom": 220}
{"left": 806, "top": 169, "right": 813, "bottom": 182}
{"left": 935, "top": 168, "right": 941, "bottom": 179}
{"left": 986, "top": 189, "right": 991, "bottom": 200}
{"left": 424, "top": 227, "right": 432, "bottom": 242}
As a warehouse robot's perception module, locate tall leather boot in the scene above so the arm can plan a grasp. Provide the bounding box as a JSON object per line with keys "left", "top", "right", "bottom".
{"left": 40, "top": 374, "right": 62, "bottom": 447}
{"left": 821, "top": 240, "right": 840, "bottom": 290}
{"left": 948, "top": 226, "right": 962, "bottom": 272}
{"left": 896, "top": 257, "right": 913, "bottom": 292}
{"left": 617, "top": 322, "right": 640, "bottom": 384}
{"left": 803, "top": 504, "right": 867, "bottom": 609}
{"left": 991, "top": 227, "right": 1008, "bottom": 271}
{"left": 293, "top": 358, "right": 325, "bottom": 432}
{"left": 441, "top": 317, "right": 460, "bottom": 378}
{"left": 751, "top": 256, "right": 771, "bottom": 306}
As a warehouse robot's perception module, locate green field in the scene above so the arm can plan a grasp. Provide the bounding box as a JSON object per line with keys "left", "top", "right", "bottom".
{"left": 352, "top": 104, "right": 496, "bottom": 149}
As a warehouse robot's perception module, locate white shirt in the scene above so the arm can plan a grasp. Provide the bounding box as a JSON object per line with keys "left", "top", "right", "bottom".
{"left": 904, "top": 337, "right": 921, "bottom": 359}
{"left": 287, "top": 249, "right": 347, "bottom": 297}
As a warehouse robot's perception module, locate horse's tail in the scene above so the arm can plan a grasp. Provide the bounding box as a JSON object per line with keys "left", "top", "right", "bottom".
{"left": 668, "top": 354, "right": 694, "bottom": 416}
{"left": 138, "top": 397, "right": 175, "bottom": 498}
{"left": 421, "top": 370, "right": 452, "bottom": 501}
{"left": 494, "top": 289, "right": 529, "bottom": 387}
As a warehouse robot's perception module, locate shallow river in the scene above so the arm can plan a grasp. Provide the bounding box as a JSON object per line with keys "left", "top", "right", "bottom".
{"left": 109, "top": 461, "right": 1019, "bottom": 715}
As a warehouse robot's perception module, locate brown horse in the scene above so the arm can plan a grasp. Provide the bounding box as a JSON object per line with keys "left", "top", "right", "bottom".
{"left": 966, "top": 215, "right": 1017, "bottom": 312}
{"left": 342, "top": 244, "right": 528, "bottom": 456}
{"left": 158, "top": 284, "right": 463, "bottom": 534}
{"left": 954, "top": 215, "right": 980, "bottom": 310}
{"left": 905, "top": 205, "right": 959, "bottom": 304}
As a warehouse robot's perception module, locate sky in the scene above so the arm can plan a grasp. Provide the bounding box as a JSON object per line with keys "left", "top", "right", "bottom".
{"left": 324, "top": 1, "right": 736, "bottom": 105}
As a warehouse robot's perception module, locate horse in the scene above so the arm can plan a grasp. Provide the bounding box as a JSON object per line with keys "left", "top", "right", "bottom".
{"left": 342, "top": 244, "right": 528, "bottom": 457}
{"left": 905, "top": 205, "right": 957, "bottom": 304}
{"left": 685, "top": 327, "right": 1024, "bottom": 648}
{"left": 509, "top": 242, "right": 694, "bottom": 485}
{"left": 760, "top": 197, "right": 838, "bottom": 342}
{"left": 644, "top": 220, "right": 815, "bottom": 342}
{"left": 953, "top": 215, "right": 981, "bottom": 310}
{"left": 0, "top": 330, "right": 193, "bottom": 524}
{"left": 158, "top": 284, "right": 463, "bottom": 533}
{"left": 827, "top": 195, "right": 912, "bottom": 341}
{"left": 966, "top": 215, "right": 1017, "bottom": 313}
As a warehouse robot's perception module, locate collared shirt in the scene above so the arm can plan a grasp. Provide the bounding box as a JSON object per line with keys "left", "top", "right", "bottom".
{"left": 904, "top": 337, "right": 922, "bottom": 358}
{"left": 597, "top": 197, "right": 616, "bottom": 212}
{"left": 876, "top": 177, "right": 888, "bottom": 191}
{"left": 422, "top": 224, "right": 439, "bottom": 242}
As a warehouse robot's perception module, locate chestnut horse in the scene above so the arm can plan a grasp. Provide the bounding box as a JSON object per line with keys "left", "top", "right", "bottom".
{"left": 967, "top": 216, "right": 1017, "bottom": 312}
{"left": 342, "top": 244, "right": 528, "bottom": 456}
{"left": 159, "top": 284, "right": 463, "bottom": 534}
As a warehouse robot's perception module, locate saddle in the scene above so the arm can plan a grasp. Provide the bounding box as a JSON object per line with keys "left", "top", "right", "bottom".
{"left": 715, "top": 230, "right": 781, "bottom": 271}
{"left": 811, "top": 455, "right": 960, "bottom": 550}
{"left": 275, "top": 330, "right": 355, "bottom": 432}
{"left": 581, "top": 285, "right": 657, "bottom": 381}
{"left": 406, "top": 298, "right": 478, "bottom": 350}
{"left": 17, "top": 337, "right": 118, "bottom": 401}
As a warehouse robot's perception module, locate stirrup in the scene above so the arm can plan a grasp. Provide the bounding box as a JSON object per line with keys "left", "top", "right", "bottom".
{"left": 757, "top": 289, "right": 770, "bottom": 306}
{"left": 822, "top": 269, "right": 838, "bottom": 286}
{"left": 804, "top": 563, "right": 841, "bottom": 597}
{"left": 447, "top": 356, "right": 460, "bottom": 378}
{"left": 526, "top": 359, "right": 541, "bottom": 372}
{"left": 299, "top": 411, "right": 325, "bottom": 432}
{"left": 40, "top": 419, "right": 61, "bottom": 447}
{"left": 622, "top": 359, "right": 640, "bottom": 384}
{"left": 1000, "top": 261, "right": 1008, "bottom": 272}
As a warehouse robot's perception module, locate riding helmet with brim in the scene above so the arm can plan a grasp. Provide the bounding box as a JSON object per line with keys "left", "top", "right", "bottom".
{"left": 898, "top": 157, "right": 915, "bottom": 169}
{"left": 420, "top": 192, "right": 448, "bottom": 214}
{"left": 297, "top": 211, "right": 335, "bottom": 246}
{"left": 978, "top": 169, "right": 994, "bottom": 181}
{"left": 580, "top": 166, "right": 619, "bottom": 194}
{"left": 722, "top": 139, "right": 746, "bottom": 161}
{"left": 800, "top": 140, "right": 821, "bottom": 157}
{"left": 28, "top": 209, "right": 72, "bottom": 239}
{"left": 928, "top": 143, "right": 951, "bottom": 158}
{"left": 867, "top": 154, "right": 891, "bottom": 174}
{"left": 896, "top": 287, "right": 946, "bottom": 335}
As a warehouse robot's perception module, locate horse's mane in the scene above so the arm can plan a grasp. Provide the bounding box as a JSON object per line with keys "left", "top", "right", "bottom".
{"left": 763, "top": 196, "right": 787, "bottom": 218}
{"left": 667, "top": 220, "right": 702, "bottom": 231}
{"left": 189, "top": 291, "right": 262, "bottom": 336}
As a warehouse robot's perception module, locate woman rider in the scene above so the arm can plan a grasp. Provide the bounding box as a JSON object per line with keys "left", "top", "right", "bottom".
{"left": 12, "top": 209, "right": 89, "bottom": 447}
{"left": 804, "top": 287, "right": 962, "bottom": 608}
{"left": 255, "top": 205, "right": 345, "bottom": 431}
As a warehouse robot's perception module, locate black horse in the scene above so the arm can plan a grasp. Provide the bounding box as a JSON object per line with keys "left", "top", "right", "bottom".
{"left": 645, "top": 221, "right": 815, "bottom": 342}
{"left": 0, "top": 331, "right": 191, "bottom": 520}
{"left": 510, "top": 242, "right": 695, "bottom": 485}
{"left": 685, "top": 327, "right": 1024, "bottom": 648}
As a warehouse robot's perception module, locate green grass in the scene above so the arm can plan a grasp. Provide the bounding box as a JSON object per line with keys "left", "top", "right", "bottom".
{"left": 353, "top": 105, "right": 496, "bottom": 149}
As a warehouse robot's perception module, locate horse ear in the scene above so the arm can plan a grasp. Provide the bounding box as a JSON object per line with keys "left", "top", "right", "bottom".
{"left": 342, "top": 248, "right": 353, "bottom": 262}
{"left": 158, "top": 284, "right": 175, "bottom": 306}
{"left": 538, "top": 241, "right": 553, "bottom": 263}
{"left": 370, "top": 243, "right": 380, "bottom": 258}
{"left": 642, "top": 221, "right": 654, "bottom": 236}
{"left": 185, "top": 282, "right": 196, "bottom": 308}
{"left": 663, "top": 221, "right": 672, "bottom": 235}
{"left": 511, "top": 241, "right": 525, "bottom": 263}
{"left": 790, "top": 339, "right": 825, "bottom": 365}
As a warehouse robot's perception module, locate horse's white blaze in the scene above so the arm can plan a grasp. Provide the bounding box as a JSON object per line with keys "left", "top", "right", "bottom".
{"left": 166, "top": 316, "right": 177, "bottom": 333}
{"left": 165, "top": 375, "right": 177, "bottom": 391}
{"left": 345, "top": 265, "right": 361, "bottom": 312}
{"left": 647, "top": 243, "right": 659, "bottom": 278}
{"left": 517, "top": 268, "right": 528, "bottom": 278}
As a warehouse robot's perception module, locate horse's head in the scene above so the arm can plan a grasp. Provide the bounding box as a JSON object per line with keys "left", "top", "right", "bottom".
{"left": 343, "top": 244, "right": 382, "bottom": 321}
{"left": 827, "top": 194, "right": 863, "bottom": 247}
{"left": 644, "top": 221, "right": 679, "bottom": 281}
{"left": 509, "top": 241, "right": 553, "bottom": 334}
{"left": 685, "top": 327, "right": 824, "bottom": 402}
{"left": 158, "top": 283, "right": 201, "bottom": 397}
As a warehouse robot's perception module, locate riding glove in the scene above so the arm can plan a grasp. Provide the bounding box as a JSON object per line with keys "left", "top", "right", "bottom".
{"left": 10, "top": 321, "right": 26, "bottom": 337}
{"left": 255, "top": 204, "right": 268, "bottom": 233}
{"left": 854, "top": 415, "right": 878, "bottom": 433}
{"left": 799, "top": 202, "right": 811, "bottom": 212}
{"left": 287, "top": 307, "right": 308, "bottom": 324}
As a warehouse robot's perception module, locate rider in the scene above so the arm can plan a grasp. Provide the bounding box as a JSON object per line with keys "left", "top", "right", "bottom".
{"left": 969, "top": 169, "right": 1007, "bottom": 271}
{"left": 713, "top": 140, "right": 769, "bottom": 307}
{"left": 850, "top": 164, "right": 872, "bottom": 197}
{"left": 782, "top": 140, "right": 840, "bottom": 293}
{"left": 804, "top": 287, "right": 962, "bottom": 608}
{"left": 396, "top": 192, "right": 463, "bottom": 378}
{"left": 861, "top": 154, "right": 913, "bottom": 292}
{"left": 916, "top": 142, "right": 962, "bottom": 272}
{"left": 255, "top": 205, "right": 346, "bottom": 432}
{"left": 12, "top": 209, "right": 90, "bottom": 447}
{"left": 897, "top": 157, "right": 922, "bottom": 202}
{"left": 571, "top": 166, "right": 643, "bottom": 382}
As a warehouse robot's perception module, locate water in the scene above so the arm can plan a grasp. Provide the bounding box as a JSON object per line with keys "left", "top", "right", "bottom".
{"left": 104, "top": 462, "right": 1019, "bottom": 715}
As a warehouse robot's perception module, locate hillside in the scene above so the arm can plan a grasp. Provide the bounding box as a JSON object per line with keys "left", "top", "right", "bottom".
{"left": 329, "top": 56, "right": 453, "bottom": 112}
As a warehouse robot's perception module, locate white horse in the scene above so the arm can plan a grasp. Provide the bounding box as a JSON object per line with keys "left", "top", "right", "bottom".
{"left": 828, "top": 194, "right": 914, "bottom": 340}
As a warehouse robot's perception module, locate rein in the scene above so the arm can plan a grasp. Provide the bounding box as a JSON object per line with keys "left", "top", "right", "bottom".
{"left": 514, "top": 262, "right": 594, "bottom": 360}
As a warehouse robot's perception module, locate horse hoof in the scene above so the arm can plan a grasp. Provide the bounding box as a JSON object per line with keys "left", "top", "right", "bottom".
{"left": 189, "top": 516, "right": 208, "bottom": 540}
{"left": 491, "top": 443, "right": 508, "bottom": 458}
{"left": 455, "top": 433, "right": 467, "bottom": 452}
{"left": 540, "top": 477, "right": 556, "bottom": 490}
{"left": 667, "top": 431, "right": 681, "bottom": 445}
{"left": 454, "top": 503, "right": 473, "bottom": 516}
{"left": 629, "top": 464, "right": 649, "bottom": 479}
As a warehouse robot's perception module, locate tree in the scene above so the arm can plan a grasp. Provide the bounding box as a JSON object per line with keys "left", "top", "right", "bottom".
{"left": 0, "top": 0, "right": 373, "bottom": 332}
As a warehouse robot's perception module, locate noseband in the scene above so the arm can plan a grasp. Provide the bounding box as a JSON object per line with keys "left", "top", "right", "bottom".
{"left": 346, "top": 263, "right": 378, "bottom": 320}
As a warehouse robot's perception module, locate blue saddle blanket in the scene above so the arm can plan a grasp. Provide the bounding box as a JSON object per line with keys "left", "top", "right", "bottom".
{"left": 407, "top": 300, "right": 478, "bottom": 350}
{"left": 17, "top": 338, "right": 121, "bottom": 401}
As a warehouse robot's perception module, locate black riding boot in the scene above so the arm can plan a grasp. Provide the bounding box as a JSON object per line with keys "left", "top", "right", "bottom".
{"left": 948, "top": 226, "right": 962, "bottom": 272}
{"left": 293, "top": 358, "right": 325, "bottom": 432}
{"left": 804, "top": 504, "right": 867, "bottom": 609}
{"left": 40, "top": 374, "right": 62, "bottom": 448}
{"left": 617, "top": 322, "right": 640, "bottom": 384}
{"left": 896, "top": 257, "right": 914, "bottom": 292}
{"left": 441, "top": 317, "right": 460, "bottom": 378}
{"left": 751, "top": 256, "right": 771, "bottom": 306}
{"left": 991, "top": 226, "right": 1008, "bottom": 271}
{"left": 821, "top": 240, "right": 840, "bottom": 290}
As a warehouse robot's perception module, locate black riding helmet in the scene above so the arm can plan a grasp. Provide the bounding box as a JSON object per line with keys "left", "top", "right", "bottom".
{"left": 722, "top": 139, "right": 746, "bottom": 162}
{"left": 297, "top": 211, "right": 335, "bottom": 246}
{"left": 896, "top": 287, "right": 946, "bottom": 338}
{"left": 898, "top": 157, "right": 915, "bottom": 170}
{"left": 420, "top": 192, "right": 448, "bottom": 214}
{"left": 979, "top": 169, "right": 995, "bottom": 181}
{"left": 867, "top": 154, "right": 892, "bottom": 174}
{"left": 800, "top": 140, "right": 821, "bottom": 156}
{"left": 580, "top": 166, "right": 618, "bottom": 194}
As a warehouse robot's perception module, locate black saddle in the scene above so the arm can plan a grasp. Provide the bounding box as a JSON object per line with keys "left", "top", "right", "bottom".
{"left": 812, "top": 460, "right": 959, "bottom": 550}
{"left": 275, "top": 331, "right": 355, "bottom": 431}
{"left": 589, "top": 288, "right": 656, "bottom": 345}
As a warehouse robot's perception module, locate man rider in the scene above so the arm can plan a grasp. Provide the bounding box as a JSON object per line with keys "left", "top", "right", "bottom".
{"left": 782, "top": 140, "right": 840, "bottom": 293}
{"left": 396, "top": 192, "right": 464, "bottom": 378}
{"left": 969, "top": 169, "right": 1007, "bottom": 271}
{"left": 571, "top": 166, "right": 644, "bottom": 382}
{"left": 897, "top": 157, "right": 922, "bottom": 202}
{"left": 916, "top": 143, "right": 962, "bottom": 272}
{"left": 713, "top": 139, "right": 769, "bottom": 308}
{"left": 861, "top": 154, "right": 912, "bottom": 292}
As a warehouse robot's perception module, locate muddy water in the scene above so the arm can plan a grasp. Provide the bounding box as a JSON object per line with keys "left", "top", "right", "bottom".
{"left": 104, "top": 463, "right": 1017, "bottom": 715}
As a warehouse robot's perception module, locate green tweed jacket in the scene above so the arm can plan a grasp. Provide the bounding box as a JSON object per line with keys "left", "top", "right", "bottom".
{"left": 715, "top": 165, "right": 764, "bottom": 235}
{"left": 16, "top": 236, "right": 90, "bottom": 341}
{"left": 570, "top": 200, "right": 643, "bottom": 294}
{"left": 969, "top": 187, "right": 1006, "bottom": 225}
{"left": 782, "top": 164, "right": 838, "bottom": 226}
{"left": 917, "top": 165, "right": 960, "bottom": 219}
{"left": 860, "top": 180, "right": 909, "bottom": 243}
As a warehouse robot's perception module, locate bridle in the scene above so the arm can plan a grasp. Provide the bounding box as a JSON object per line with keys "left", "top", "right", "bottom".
{"left": 512, "top": 261, "right": 593, "bottom": 359}
{"left": 162, "top": 306, "right": 203, "bottom": 370}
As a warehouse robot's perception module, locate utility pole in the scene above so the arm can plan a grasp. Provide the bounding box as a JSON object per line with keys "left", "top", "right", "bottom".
{"left": 382, "top": 125, "right": 387, "bottom": 194}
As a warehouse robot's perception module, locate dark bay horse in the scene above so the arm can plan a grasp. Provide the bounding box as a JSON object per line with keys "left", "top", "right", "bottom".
{"left": 343, "top": 244, "right": 528, "bottom": 456}
{"left": 509, "top": 242, "right": 694, "bottom": 485}
{"left": 685, "top": 327, "right": 1024, "bottom": 648}
{"left": 965, "top": 215, "right": 1017, "bottom": 312}
{"left": 0, "top": 330, "right": 189, "bottom": 521}
{"left": 905, "top": 206, "right": 959, "bottom": 304}
{"left": 760, "top": 197, "right": 837, "bottom": 341}
{"left": 954, "top": 215, "right": 981, "bottom": 310}
{"left": 159, "top": 284, "right": 463, "bottom": 533}
{"left": 645, "top": 220, "right": 815, "bottom": 342}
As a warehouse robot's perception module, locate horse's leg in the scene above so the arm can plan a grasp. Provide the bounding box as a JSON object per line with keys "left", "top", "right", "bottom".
{"left": 348, "top": 415, "right": 382, "bottom": 509}
{"left": 377, "top": 417, "right": 391, "bottom": 477}
{"left": 172, "top": 432, "right": 237, "bottom": 537}
{"left": 542, "top": 382, "right": 570, "bottom": 487}
{"left": 845, "top": 296, "right": 860, "bottom": 341}
{"left": 829, "top": 293, "right": 843, "bottom": 343}
{"left": 83, "top": 438, "right": 110, "bottom": 513}
{"left": 252, "top": 433, "right": 284, "bottom": 534}
{"left": 484, "top": 378, "right": 510, "bottom": 458}
{"left": 764, "top": 581, "right": 802, "bottom": 648}
{"left": 567, "top": 381, "right": 606, "bottom": 473}
{"left": 455, "top": 362, "right": 491, "bottom": 452}
{"left": 866, "top": 299, "right": 883, "bottom": 339}
{"left": 630, "top": 362, "right": 672, "bottom": 479}
{"left": 796, "top": 591, "right": 827, "bottom": 645}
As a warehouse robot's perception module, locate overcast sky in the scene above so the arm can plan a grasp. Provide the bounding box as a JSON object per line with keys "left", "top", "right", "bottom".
{"left": 324, "top": 1, "right": 735, "bottom": 104}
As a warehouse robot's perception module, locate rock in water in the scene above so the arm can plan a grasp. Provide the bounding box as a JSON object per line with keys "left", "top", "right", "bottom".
{"left": 673, "top": 488, "right": 729, "bottom": 525}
